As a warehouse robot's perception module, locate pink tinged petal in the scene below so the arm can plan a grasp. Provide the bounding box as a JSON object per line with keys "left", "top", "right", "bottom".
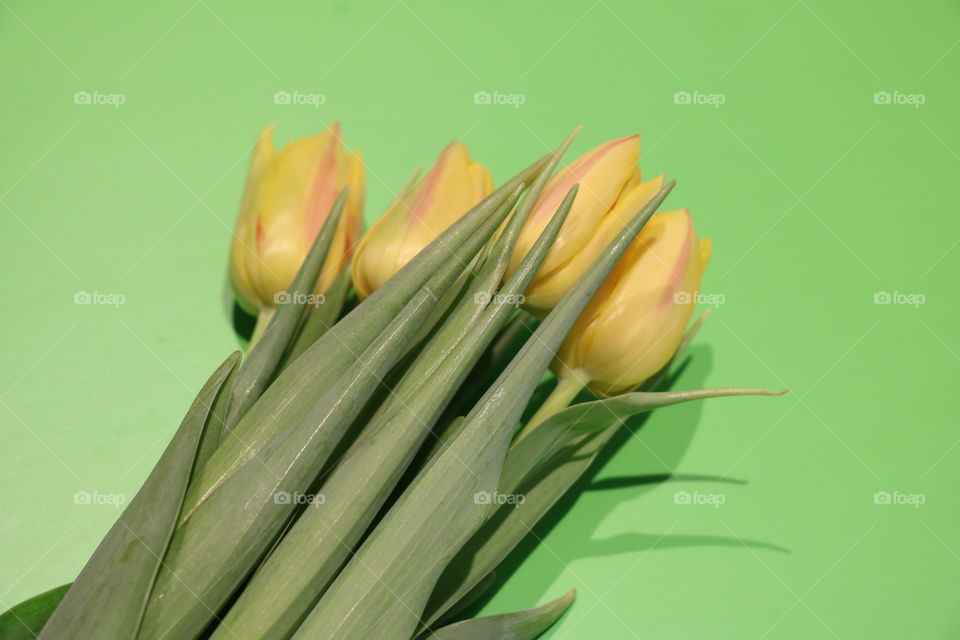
{"left": 408, "top": 143, "right": 458, "bottom": 228}
{"left": 656, "top": 210, "right": 695, "bottom": 312}
{"left": 531, "top": 134, "right": 640, "bottom": 223}
{"left": 304, "top": 128, "right": 342, "bottom": 246}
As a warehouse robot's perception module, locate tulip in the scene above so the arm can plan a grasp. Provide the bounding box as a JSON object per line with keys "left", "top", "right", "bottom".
{"left": 551, "top": 208, "right": 712, "bottom": 399}
{"left": 351, "top": 141, "right": 492, "bottom": 299}
{"left": 507, "top": 134, "right": 673, "bottom": 315}
{"left": 229, "top": 123, "right": 364, "bottom": 321}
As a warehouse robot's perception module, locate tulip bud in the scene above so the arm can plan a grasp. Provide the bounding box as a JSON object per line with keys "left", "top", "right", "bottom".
{"left": 552, "top": 209, "right": 712, "bottom": 397}
{"left": 507, "top": 135, "right": 671, "bottom": 315}
{"left": 229, "top": 123, "right": 364, "bottom": 313}
{"left": 351, "top": 142, "right": 492, "bottom": 299}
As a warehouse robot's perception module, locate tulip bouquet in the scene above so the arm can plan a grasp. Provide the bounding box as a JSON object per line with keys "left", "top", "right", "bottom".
{"left": 1, "top": 124, "right": 782, "bottom": 640}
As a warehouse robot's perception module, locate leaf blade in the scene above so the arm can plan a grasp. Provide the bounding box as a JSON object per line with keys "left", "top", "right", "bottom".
{"left": 37, "top": 353, "right": 240, "bottom": 640}
{"left": 293, "top": 172, "right": 676, "bottom": 640}
{"left": 0, "top": 584, "right": 71, "bottom": 640}
{"left": 224, "top": 190, "right": 347, "bottom": 431}
{"left": 421, "top": 590, "right": 575, "bottom": 640}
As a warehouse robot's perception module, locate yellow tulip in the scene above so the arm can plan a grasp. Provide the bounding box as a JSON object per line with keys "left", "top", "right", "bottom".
{"left": 229, "top": 123, "right": 364, "bottom": 314}
{"left": 507, "top": 134, "right": 668, "bottom": 315}
{"left": 552, "top": 208, "right": 712, "bottom": 397}
{"left": 351, "top": 141, "right": 492, "bottom": 299}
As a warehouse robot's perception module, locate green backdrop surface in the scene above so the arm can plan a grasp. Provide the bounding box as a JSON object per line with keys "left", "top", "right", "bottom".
{"left": 1, "top": 1, "right": 958, "bottom": 638}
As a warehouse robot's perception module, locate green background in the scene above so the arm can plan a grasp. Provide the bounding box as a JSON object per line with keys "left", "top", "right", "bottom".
{"left": 2, "top": 1, "right": 958, "bottom": 637}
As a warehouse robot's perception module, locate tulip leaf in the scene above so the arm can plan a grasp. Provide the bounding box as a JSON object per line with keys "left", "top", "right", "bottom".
{"left": 196, "top": 351, "right": 240, "bottom": 466}
{"left": 279, "top": 265, "right": 353, "bottom": 368}
{"left": 422, "top": 312, "right": 782, "bottom": 626}
{"left": 37, "top": 352, "right": 240, "bottom": 640}
{"left": 424, "top": 429, "right": 609, "bottom": 630}
{"left": 138, "top": 288, "right": 442, "bottom": 640}
{"left": 213, "top": 177, "right": 575, "bottom": 640}
{"left": 292, "top": 177, "right": 675, "bottom": 640}
{"left": 0, "top": 584, "right": 70, "bottom": 640}
{"left": 418, "top": 589, "right": 575, "bottom": 640}
{"left": 224, "top": 190, "right": 348, "bottom": 432}
{"left": 183, "top": 155, "right": 550, "bottom": 515}
{"left": 500, "top": 386, "right": 787, "bottom": 495}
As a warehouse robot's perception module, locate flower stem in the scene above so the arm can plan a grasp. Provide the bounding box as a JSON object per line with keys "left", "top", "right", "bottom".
{"left": 249, "top": 307, "right": 276, "bottom": 349}
{"left": 515, "top": 370, "right": 588, "bottom": 442}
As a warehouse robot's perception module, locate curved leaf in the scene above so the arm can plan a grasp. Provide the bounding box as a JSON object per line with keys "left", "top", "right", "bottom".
{"left": 0, "top": 584, "right": 70, "bottom": 640}
{"left": 279, "top": 265, "right": 354, "bottom": 369}
{"left": 421, "top": 590, "right": 575, "bottom": 640}
{"left": 38, "top": 353, "right": 240, "bottom": 640}
{"left": 501, "top": 386, "right": 787, "bottom": 495}
{"left": 224, "top": 190, "right": 347, "bottom": 431}
{"left": 212, "top": 174, "right": 573, "bottom": 640}
{"left": 292, "top": 177, "right": 676, "bottom": 640}
{"left": 183, "top": 155, "right": 547, "bottom": 515}
{"left": 139, "top": 289, "right": 441, "bottom": 640}
{"left": 422, "top": 311, "right": 785, "bottom": 626}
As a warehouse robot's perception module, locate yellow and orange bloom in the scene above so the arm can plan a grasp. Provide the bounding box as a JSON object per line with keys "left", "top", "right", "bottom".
{"left": 351, "top": 142, "right": 492, "bottom": 299}
{"left": 552, "top": 208, "right": 712, "bottom": 397}
{"left": 507, "top": 134, "right": 668, "bottom": 315}
{"left": 229, "top": 123, "right": 364, "bottom": 313}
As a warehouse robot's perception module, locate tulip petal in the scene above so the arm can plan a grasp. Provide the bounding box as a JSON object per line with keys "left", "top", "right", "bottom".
{"left": 183, "top": 155, "right": 549, "bottom": 516}
{"left": 223, "top": 190, "right": 348, "bottom": 432}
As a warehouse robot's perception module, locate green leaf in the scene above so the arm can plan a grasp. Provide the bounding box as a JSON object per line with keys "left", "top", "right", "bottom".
{"left": 224, "top": 191, "right": 347, "bottom": 432}
{"left": 37, "top": 352, "right": 240, "bottom": 640}
{"left": 420, "top": 590, "right": 575, "bottom": 640}
{"left": 0, "top": 584, "right": 70, "bottom": 640}
{"left": 292, "top": 176, "right": 676, "bottom": 640}
{"left": 501, "top": 386, "right": 786, "bottom": 496}
{"left": 196, "top": 351, "right": 240, "bottom": 467}
{"left": 422, "top": 313, "right": 783, "bottom": 626}
{"left": 182, "top": 155, "right": 549, "bottom": 516}
{"left": 211, "top": 175, "right": 575, "bottom": 640}
{"left": 138, "top": 288, "right": 443, "bottom": 640}
{"left": 279, "top": 265, "right": 353, "bottom": 369}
